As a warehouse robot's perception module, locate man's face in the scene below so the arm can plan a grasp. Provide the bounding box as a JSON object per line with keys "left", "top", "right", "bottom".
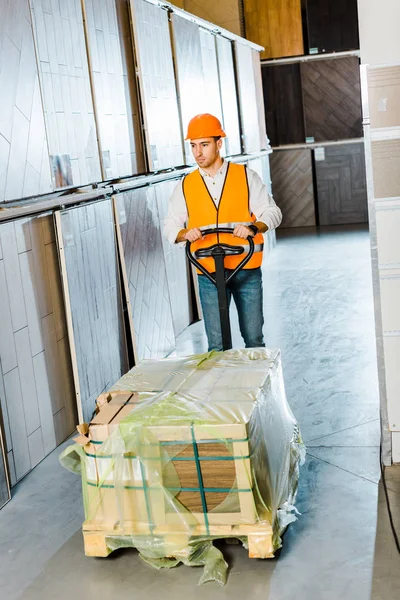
{"left": 190, "top": 137, "right": 222, "bottom": 168}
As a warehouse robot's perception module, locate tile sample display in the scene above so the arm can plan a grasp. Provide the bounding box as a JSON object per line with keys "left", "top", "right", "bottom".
{"left": 0, "top": 214, "right": 76, "bottom": 483}
{"left": 252, "top": 49, "right": 268, "bottom": 150}
{"left": 367, "top": 65, "right": 400, "bottom": 130}
{"left": 199, "top": 30, "right": 224, "bottom": 125}
{"left": 56, "top": 199, "right": 128, "bottom": 423}
{"left": 314, "top": 143, "right": 368, "bottom": 225}
{"left": 155, "top": 179, "right": 192, "bottom": 337}
{"left": 234, "top": 41, "right": 261, "bottom": 153}
{"left": 82, "top": 0, "right": 145, "bottom": 179}
{"left": 371, "top": 139, "right": 400, "bottom": 199}
{"left": 269, "top": 149, "right": 316, "bottom": 228}
{"left": 171, "top": 15, "right": 204, "bottom": 164}
{"left": 216, "top": 36, "right": 241, "bottom": 156}
{"left": 301, "top": 56, "right": 363, "bottom": 142}
{"left": 0, "top": 0, "right": 53, "bottom": 202}
{"left": 129, "top": 0, "right": 183, "bottom": 170}
{"left": 306, "top": 0, "right": 359, "bottom": 54}
{"left": 243, "top": 0, "right": 304, "bottom": 60}
{"left": 114, "top": 187, "right": 175, "bottom": 360}
{"left": 0, "top": 425, "right": 10, "bottom": 508}
{"left": 262, "top": 63, "right": 305, "bottom": 147}
{"left": 29, "top": 0, "right": 102, "bottom": 188}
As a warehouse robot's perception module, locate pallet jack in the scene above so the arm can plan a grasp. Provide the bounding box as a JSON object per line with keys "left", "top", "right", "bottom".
{"left": 186, "top": 226, "right": 255, "bottom": 351}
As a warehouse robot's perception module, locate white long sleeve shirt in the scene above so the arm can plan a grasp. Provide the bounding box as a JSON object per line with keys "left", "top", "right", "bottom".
{"left": 163, "top": 160, "right": 282, "bottom": 244}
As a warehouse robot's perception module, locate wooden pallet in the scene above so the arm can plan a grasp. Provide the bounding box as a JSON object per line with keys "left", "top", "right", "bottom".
{"left": 82, "top": 520, "right": 274, "bottom": 559}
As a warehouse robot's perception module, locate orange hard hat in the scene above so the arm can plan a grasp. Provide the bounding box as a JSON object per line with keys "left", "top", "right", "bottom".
{"left": 185, "top": 113, "right": 226, "bottom": 140}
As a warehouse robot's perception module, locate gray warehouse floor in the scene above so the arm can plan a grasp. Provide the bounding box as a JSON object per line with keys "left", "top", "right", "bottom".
{"left": 1, "top": 226, "right": 399, "bottom": 600}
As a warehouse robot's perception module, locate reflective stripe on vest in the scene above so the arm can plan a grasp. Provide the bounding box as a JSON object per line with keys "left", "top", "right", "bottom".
{"left": 183, "top": 163, "right": 264, "bottom": 274}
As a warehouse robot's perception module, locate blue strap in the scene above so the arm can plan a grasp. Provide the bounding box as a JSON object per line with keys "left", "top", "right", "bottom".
{"left": 191, "top": 423, "right": 210, "bottom": 535}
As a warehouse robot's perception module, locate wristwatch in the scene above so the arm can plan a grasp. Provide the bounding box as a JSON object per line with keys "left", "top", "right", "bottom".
{"left": 248, "top": 224, "right": 258, "bottom": 236}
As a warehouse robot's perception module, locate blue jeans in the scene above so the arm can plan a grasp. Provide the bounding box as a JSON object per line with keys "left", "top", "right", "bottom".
{"left": 198, "top": 268, "right": 265, "bottom": 351}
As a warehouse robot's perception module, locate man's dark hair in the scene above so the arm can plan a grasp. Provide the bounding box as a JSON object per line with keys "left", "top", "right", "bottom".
{"left": 213, "top": 136, "right": 221, "bottom": 142}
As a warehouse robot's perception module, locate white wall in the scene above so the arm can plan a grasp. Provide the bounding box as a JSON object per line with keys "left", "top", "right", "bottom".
{"left": 358, "top": 0, "right": 400, "bottom": 463}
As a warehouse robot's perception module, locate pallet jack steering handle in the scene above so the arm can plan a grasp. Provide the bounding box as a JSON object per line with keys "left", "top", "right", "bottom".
{"left": 185, "top": 227, "right": 255, "bottom": 350}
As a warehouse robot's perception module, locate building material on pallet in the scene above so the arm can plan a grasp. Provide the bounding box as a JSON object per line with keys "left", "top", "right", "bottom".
{"left": 61, "top": 349, "right": 304, "bottom": 584}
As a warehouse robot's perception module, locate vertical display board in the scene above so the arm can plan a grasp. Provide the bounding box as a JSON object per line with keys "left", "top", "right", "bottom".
{"left": 171, "top": 14, "right": 204, "bottom": 164}
{"left": 305, "top": 0, "right": 359, "bottom": 54}
{"left": 252, "top": 49, "right": 268, "bottom": 150}
{"left": 29, "top": 0, "right": 102, "bottom": 188}
{"left": 82, "top": 0, "right": 145, "bottom": 180}
{"left": 129, "top": 0, "right": 184, "bottom": 171}
{"left": 0, "top": 0, "right": 53, "bottom": 202}
{"left": 56, "top": 199, "right": 128, "bottom": 424}
{"left": 367, "top": 65, "right": 400, "bottom": 130}
{"left": 261, "top": 63, "right": 305, "bottom": 147}
{"left": 269, "top": 149, "right": 316, "bottom": 228}
{"left": 199, "top": 30, "right": 223, "bottom": 124}
{"left": 301, "top": 56, "right": 363, "bottom": 143}
{"left": 314, "top": 142, "right": 368, "bottom": 225}
{"left": 243, "top": 0, "right": 304, "bottom": 60}
{"left": 0, "top": 214, "right": 76, "bottom": 485}
{"left": 114, "top": 187, "right": 176, "bottom": 360}
{"left": 154, "top": 179, "right": 193, "bottom": 337}
{"left": 234, "top": 41, "right": 261, "bottom": 153}
{"left": 216, "top": 37, "right": 241, "bottom": 156}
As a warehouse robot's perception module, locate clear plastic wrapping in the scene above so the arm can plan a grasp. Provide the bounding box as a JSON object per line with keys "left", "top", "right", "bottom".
{"left": 60, "top": 348, "right": 305, "bottom": 584}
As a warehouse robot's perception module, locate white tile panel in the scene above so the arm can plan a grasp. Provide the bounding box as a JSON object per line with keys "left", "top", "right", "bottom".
{"left": 383, "top": 336, "right": 400, "bottom": 431}
{"left": 234, "top": 41, "right": 261, "bottom": 153}
{"left": 380, "top": 274, "right": 400, "bottom": 332}
{"left": 376, "top": 205, "right": 400, "bottom": 268}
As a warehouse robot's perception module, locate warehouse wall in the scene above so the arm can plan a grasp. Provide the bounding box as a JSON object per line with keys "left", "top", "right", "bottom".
{"left": 358, "top": 0, "right": 400, "bottom": 463}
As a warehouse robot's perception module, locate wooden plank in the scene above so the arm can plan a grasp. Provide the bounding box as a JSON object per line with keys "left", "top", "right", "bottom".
{"left": 315, "top": 143, "right": 368, "bottom": 225}
{"left": 269, "top": 149, "right": 316, "bottom": 227}
{"left": 4, "top": 368, "right": 30, "bottom": 481}
{"left": 305, "top": 0, "right": 359, "bottom": 54}
{"left": 301, "top": 56, "right": 363, "bottom": 143}
{"left": 243, "top": 0, "right": 304, "bottom": 60}
{"left": 261, "top": 63, "right": 305, "bottom": 147}
{"left": 14, "top": 327, "right": 41, "bottom": 436}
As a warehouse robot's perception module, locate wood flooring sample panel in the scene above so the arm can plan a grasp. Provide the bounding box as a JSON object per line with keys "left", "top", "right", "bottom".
{"left": 372, "top": 139, "right": 400, "bottom": 199}
{"left": 0, "top": 0, "right": 53, "bottom": 202}
{"left": 155, "top": 180, "right": 192, "bottom": 338}
{"left": 130, "top": 0, "right": 183, "bottom": 171}
{"left": 315, "top": 143, "right": 368, "bottom": 225}
{"left": 171, "top": 15, "right": 204, "bottom": 165}
{"left": 235, "top": 42, "right": 260, "bottom": 153}
{"left": 262, "top": 63, "right": 305, "bottom": 147}
{"left": 368, "top": 65, "right": 400, "bottom": 130}
{"left": 243, "top": 0, "right": 304, "bottom": 60}
{"left": 306, "top": 0, "right": 359, "bottom": 54}
{"left": 115, "top": 188, "right": 175, "bottom": 360}
{"left": 269, "top": 149, "right": 316, "bottom": 228}
{"left": 58, "top": 200, "right": 128, "bottom": 424}
{"left": 216, "top": 37, "right": 241, "bottom": 157}
{"left": 0, "top": 214, "right": 76, "bottom": 483}
{"left": 30, "top": 0, "right": 102, "bottom": 188}
{"left": 301, "top": 57, "right": 362, "bottom": 142}
{"left": 82, "top": 0, "right": 144, "bottom": 179}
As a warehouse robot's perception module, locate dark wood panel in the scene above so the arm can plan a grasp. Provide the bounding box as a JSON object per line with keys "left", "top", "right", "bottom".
{"left": 301, "top": 57, "right": 362, "bottom": 142}
{"left": 262, "top": 63, "right": 305, "bottom": 146}
{"left": 314, "top": 143, "right": 368, "bottom": 226}
{"left": 270, "top": 149, "right": 316, "bottom": 227}
{"left": 306, "top": 0, "right": 359, "bottom": 54}
{"left": 243, "top": 0, "right": 304, "bottom": 60}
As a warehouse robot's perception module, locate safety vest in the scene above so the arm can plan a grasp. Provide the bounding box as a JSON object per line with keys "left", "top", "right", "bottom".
{"left": 183, "top": 162, "right": 264, "bottom": 273}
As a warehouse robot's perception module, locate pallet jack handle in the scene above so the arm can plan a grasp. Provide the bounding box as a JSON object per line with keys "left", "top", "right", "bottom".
{"left": 186, "top": 227, "right": 255, "bottom": 351}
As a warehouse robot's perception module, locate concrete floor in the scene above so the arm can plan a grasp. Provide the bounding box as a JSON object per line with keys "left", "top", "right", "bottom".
{"left": 1, "top": 225, "right": 399, "bottom": 599}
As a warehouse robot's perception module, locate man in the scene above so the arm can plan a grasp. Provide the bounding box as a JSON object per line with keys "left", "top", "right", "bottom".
{"left": 164, "top": 113, "right": 282, "bottom": 351}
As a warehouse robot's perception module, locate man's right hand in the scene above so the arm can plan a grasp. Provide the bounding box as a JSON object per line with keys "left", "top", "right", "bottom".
{"left": 176, "top": 228, "right": 203, "bottom": 243}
